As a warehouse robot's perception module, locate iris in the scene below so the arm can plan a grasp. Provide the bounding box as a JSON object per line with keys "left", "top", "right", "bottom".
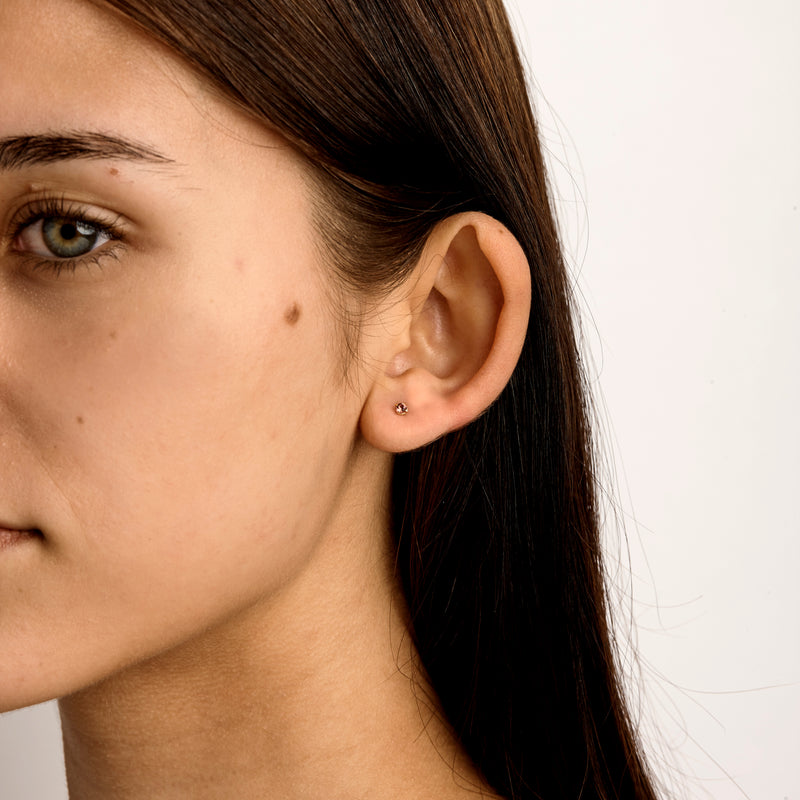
{"left": 42, "top": 217, "right": 101, "bottom": 258}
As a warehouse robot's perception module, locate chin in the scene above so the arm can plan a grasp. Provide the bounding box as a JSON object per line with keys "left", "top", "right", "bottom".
{"left": 0, "top": 655, "right": 94, "bottom": 714}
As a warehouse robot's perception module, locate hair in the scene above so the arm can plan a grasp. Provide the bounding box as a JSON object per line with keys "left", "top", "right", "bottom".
{"left": 97, "top": 1, "right": 659, "bottom": 797}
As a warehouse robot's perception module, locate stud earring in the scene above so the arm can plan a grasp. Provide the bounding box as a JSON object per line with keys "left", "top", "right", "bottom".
{"left": 394, "top": 402, "right": 409, "bottom": 416}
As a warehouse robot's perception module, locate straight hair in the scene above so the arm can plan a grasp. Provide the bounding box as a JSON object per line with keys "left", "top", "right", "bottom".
{"left": 99, "top": 1, "right": 660, "bottom": 797}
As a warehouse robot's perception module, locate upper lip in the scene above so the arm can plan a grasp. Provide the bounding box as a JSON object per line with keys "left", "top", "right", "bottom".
{"left": 0, "top": 519, "right": 36, "bottom": 532}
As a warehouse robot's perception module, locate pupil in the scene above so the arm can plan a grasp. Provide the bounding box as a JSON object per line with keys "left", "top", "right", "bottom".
{"left": 60, "top": 223, "right": 78, "bottom": 241}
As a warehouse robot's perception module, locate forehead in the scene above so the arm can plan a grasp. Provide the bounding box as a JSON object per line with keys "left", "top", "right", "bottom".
{"left": 0, "top": 0, "right": 278, "bottom": 164}
{"left": 2, "top": 0, "right": 164, "bottom": 132}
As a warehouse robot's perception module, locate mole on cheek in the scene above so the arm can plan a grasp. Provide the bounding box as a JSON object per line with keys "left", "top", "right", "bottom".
{"left": 284, "top": 303, "right": 302, "bottom": 326}
{"left": 109, "top": 167, "right": 119, "bottom": 177}
{"left": 76, "top": 416, "right": 85, "bottom": 425}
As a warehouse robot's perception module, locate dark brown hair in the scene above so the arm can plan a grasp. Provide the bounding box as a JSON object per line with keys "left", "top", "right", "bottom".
{"left": 99, "top": 1, "right": 659, "bottom": 797}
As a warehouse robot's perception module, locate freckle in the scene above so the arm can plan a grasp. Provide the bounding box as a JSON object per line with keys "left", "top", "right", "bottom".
{"left": 76, "top": 416, "right": 85, "bottom": 425}
{"left": 284, "top": 303, "right": 301, "bottom": 325}
{"left": 109, "top": 330, "right": 117, "bottom": 340}
{"left": 109, "top": 167, "right": 119, "bottom": 177}
{"left": 234, "top": 257, "right": 246, "bottom": 274}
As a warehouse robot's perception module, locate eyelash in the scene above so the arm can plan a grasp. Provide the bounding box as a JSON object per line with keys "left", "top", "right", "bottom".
{"left": 8, "top": 195, "right": 126, "bottom": 276}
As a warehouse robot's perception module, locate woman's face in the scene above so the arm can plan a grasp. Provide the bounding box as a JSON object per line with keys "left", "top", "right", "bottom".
{"left": 0, "top": 0, "right": 374, "bottom": 709}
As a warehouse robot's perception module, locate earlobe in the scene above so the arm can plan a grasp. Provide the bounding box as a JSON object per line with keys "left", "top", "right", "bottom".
{"left": 359, "top": 213, "right": 531, "bottom": 454}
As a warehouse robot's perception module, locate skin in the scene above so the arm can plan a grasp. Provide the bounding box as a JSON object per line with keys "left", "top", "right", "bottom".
{"left": 0, "top": 0, "right": 530, "bottom": 797}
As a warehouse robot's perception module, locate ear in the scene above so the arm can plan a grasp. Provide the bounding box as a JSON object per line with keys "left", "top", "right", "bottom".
{"left": 359, "top": 212, "right": 531, "bottom": 453}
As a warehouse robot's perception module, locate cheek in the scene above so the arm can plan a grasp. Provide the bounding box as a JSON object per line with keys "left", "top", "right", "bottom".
{"left": 43, "top": 286, "right": 343, "bottom": 545}
{"left": 0, "top": 266, "right": 356, "bottom": 698}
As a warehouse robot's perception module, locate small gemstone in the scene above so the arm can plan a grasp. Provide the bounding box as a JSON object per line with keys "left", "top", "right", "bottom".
{"left": 395, "top": 402, "right": 409, "bottom": 416}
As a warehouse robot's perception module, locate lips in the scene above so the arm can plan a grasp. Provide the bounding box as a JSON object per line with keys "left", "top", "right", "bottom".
{"left": 0, "top": 525, "right": 40, "bottom": 550}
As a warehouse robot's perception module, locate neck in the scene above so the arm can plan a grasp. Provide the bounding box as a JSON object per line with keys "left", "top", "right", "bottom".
{"left": 58, "top": 455, "right": 493, "bottom": 800}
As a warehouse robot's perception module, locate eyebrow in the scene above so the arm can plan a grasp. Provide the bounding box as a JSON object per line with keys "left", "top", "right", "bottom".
{"left": 0, "top": 131, "right": 175, "bottom": 171}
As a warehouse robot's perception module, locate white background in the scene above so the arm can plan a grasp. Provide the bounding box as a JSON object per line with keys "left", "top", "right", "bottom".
{"left": 1, "top": 1, "right": 798, "bottom": 798}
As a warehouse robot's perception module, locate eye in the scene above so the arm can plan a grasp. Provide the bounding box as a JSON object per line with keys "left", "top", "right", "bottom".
{"left": 16, "top": 216, "right": 112, "bottom": 260}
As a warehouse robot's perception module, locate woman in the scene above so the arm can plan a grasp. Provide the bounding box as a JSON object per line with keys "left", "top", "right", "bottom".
{"left": 0, "top": 0, "right": 658, "bottom": 797}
